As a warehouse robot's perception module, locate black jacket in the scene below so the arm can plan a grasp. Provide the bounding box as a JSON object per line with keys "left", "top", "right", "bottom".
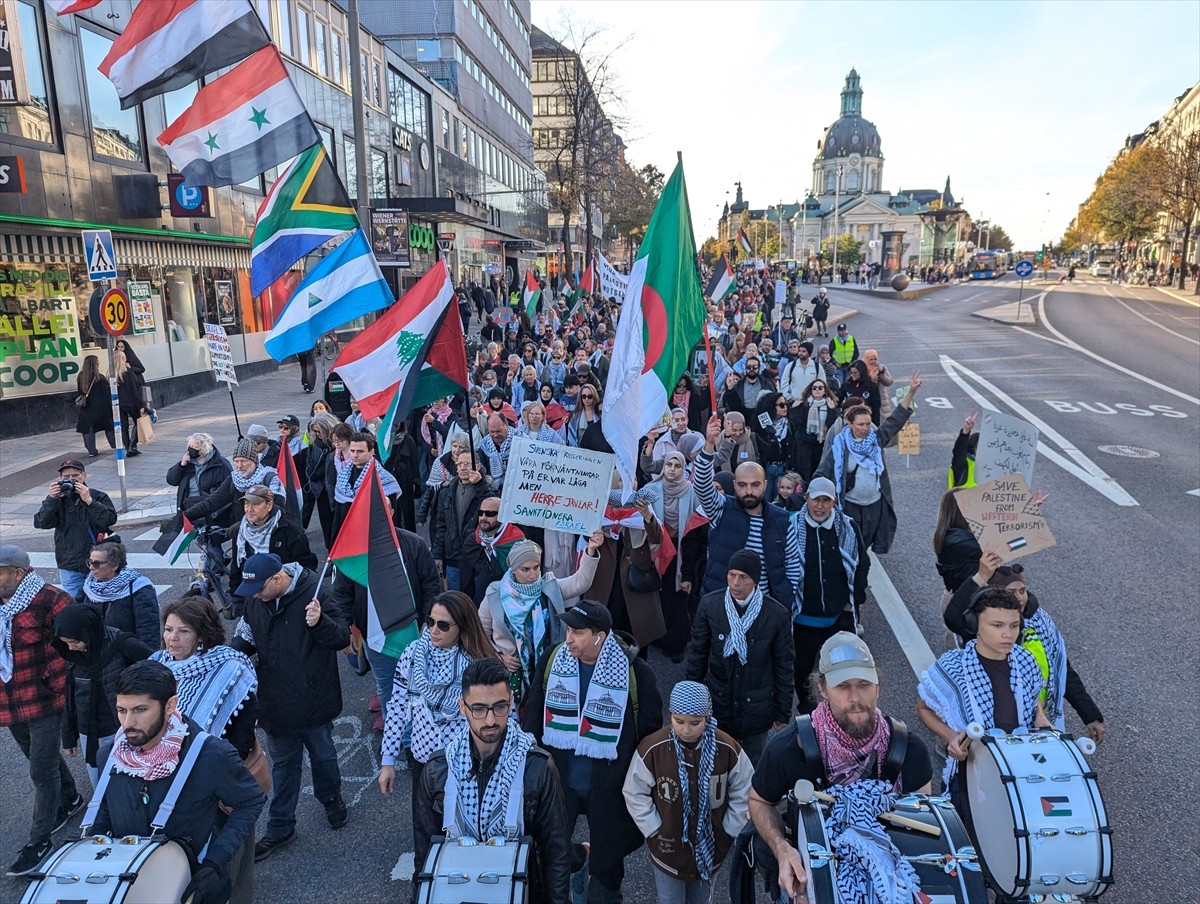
{"left": 686, "top": 590, "right": 795, "bottom": 737}
{"left": 115, "top": 345, "right": 146, "bottom": 410}
{"left": 76, "top": 575, "right": 162, "bottom": 649}
{"left": 186, "top": 474, "right": 285, "bottom": 531}
{"left": 431, "top": 478, "right": 491, "bottom": 565}
{"left": 305, "top": 439, "right": 332, "bottom": 498}
{"left": 935, "top": 526, "right": 982, "bottom": 593}
{"left": 227, "top": 517, "right": 317, "bottom": 595}
{"left": 230, "top": 567, "right": 350, "bottom": 734}
{"left": 92, "top": 717, "right": 264, "bottom": 877}
{"left": 417, "top": 741, "right": 571, "bottom": 903}
{"left": 167, "top": 449, "right": 233, "bottom": 515}
{"left": 34, "top": 487, "right": 118, "bottom": 573}
{"left": 329, "top": 528, "right": 441, "bottom": 635}
{"left": 75, "top": 376, "right": 110, "bottom": 434}
{"left": 460, "top": 527, "right": 524, "bottom": 602}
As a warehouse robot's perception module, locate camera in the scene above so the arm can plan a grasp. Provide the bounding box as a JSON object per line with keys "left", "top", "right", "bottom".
{"left": 57, "top": 477, "right": 77, "bottom": 495}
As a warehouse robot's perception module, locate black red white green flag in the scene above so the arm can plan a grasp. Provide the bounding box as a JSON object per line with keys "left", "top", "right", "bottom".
{"left": 737, "top": 228, "right": 753, "bottom": 255}
{"left": 522, "top": 270, "right": 542, "bottom": 317}
{"left": 153, "top": 512, "right": 198, "bottom": 564}
{"left": 275, "top": 439, "right": 304, "bottom": 524}
{"left": 327, "top": 461, "right": 419, "bottom": 657}
{"left": 705, "top": 255, "right": 736, "bottom": 302}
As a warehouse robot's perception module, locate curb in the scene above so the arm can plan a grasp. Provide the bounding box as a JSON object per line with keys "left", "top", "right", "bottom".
{"left": 970, "top": 304, "right": 1037, "bottom": 326}
{"left": 115, "top": 505, "right": 176, "bottom": 530}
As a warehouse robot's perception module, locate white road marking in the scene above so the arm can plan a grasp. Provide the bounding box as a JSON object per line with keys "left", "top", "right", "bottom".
{"left": 1155, "top": 285, "right": 1200, "bottom": 308}
{"left": 390, "top": 851, "right": 416, "bottom": 881}
{"left": 30, "top": 552, "right": 192, "bottom": 571}
{"left": 132, "top": 527, "right": 163, "bottom": 543}
{"left": 301, "top": 715, "right": 380, "bottom": 807}
{"left": 1011, "top": 325, "right": 1073, "bottom": 349}
{"left": 939, "top": 355, "right": 1138, "bottom": 507}
{"left": 1104, "top": 287, "right": 1200, "bottom": 346}
{"left": 1038, "top": 292, "right": 1200, "bottom": 406}
{"left": 868, "top": 552, "right": 935, "bottom": 678}
{"left": 1189, "top": 489, "right": 1200, "bottom": 497}
{"left": 54, "top": 583, "right": 173, "bottom": 596}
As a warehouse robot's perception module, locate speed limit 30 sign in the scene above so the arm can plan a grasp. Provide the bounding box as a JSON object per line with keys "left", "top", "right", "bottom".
{"left": 101, "top": 288, "right": 130, "bottom": 336}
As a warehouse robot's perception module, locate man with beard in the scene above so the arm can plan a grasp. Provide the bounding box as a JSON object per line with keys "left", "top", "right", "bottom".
{"left": 747, "top": 633, "right": 932, "bottom": 903}
{"left": 694, "top": 416, "right": 800, "bottom": 613}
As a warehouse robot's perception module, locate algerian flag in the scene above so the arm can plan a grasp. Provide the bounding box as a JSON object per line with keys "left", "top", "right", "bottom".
{"left": 153, "top": 512, "right": 198, "bottom": 564}
{"left": 602, "top": 157, "right": 707, "bottom": 498}
{"left": 522, "top": 269, "right": 542, "bottom": 317}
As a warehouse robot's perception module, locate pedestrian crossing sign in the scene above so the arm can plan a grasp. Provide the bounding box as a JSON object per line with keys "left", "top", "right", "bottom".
{"left": 82, "top": 229, "right": 117, "bottom": 281}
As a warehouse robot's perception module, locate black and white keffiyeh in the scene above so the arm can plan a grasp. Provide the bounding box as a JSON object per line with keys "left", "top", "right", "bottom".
{"left": 83, "top": 568, "right": 153, "bottom": 603}
{"left": 722, "top": 587, "right": 763, "bottom": 666}
{"left": 234, "top": 507, "right": 282, "bottom": 566}
{"left": 407, "top": 632, "right": 470, "bottom": 728}
{"left": 824, "top": 780, "right": 921, "bottom": 904}
{"left": 542, "top": 636, "right": 630, "bottom": 760}
{"left": 441, "top": 721, "right": 534, "bottom": 841}
{"left": 1024, "top": 607, "right": 1068, "bottom": 729}
{"left": 150, "top": 645, "right": 256, "bottom": 736}
{"left": 796, "top": 504, "right": 860, "bottom": 619}
{"left": 0, "top": 571, "right": 43, "bottom": 682}
{"left": 231, "top": 463, "right": 283, "bottom": 495}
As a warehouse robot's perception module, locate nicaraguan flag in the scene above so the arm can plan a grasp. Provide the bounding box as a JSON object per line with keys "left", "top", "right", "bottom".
{"left": 264, "top": 228, "right": 393, "bottom": 362}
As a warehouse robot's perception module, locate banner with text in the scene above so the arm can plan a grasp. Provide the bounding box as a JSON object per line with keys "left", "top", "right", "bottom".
{"left": 976, "top": 410, "right": 1038, "bottom": 486}
{"left": 597, "top": 253, "right": 628, "bottom": 303}
{"left": 955, "top": 473, "right": 1055, "bottom": 563}
{"left": 204, "top": 322, "right": 238, "bottom": 385}
{"left": 499, "top": 438, "right": 614, "bottom": 536}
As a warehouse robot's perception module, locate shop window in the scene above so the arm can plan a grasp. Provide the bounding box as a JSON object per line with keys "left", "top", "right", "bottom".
{"left": 1, "top": 0, "right": 56, "bottom": 146}
{"left": 199, "top": 267, "right": 241, "bottom": 335}
{"left": 163, "top": 266, "right": 200, "bottom": 341}
{"left": 79, "top": 27, "right": 144, "bottom": 165}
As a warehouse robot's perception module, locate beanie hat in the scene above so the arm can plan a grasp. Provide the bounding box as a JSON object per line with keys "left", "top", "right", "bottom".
{"left": 669, "top": 681, "right": 713, "bottom": 717}
{"left": 727, "top": 549, "right": 762, "bottom": 584}
{"left": 506, "top": 540, "right": 542, "bottom": 574}
{"left": 233, "top": 438, "right": 257, "bottom": 461}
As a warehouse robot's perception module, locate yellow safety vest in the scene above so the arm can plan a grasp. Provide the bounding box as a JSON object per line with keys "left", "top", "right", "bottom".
{"left": 1021, "top": 627, "right": 1050, "bottom": 706}
{"left": 831, "top": 336, "right": 855, "bottom": 365}
{"left": 947, "top": 456, "right": 976, "bottom": 489}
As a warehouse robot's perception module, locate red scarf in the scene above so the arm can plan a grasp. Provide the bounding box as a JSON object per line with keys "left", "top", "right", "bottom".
{"left": 810, "top": 701, "right": 895, "bottom": 789}
{"left": 111, "top": 711, "right": 188, "bottom": 780}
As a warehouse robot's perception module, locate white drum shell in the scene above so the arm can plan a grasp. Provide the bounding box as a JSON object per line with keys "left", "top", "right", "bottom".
{"left": 20, "top": 836, "right": 192, "bottom": 904}
{"left": 415, "top": 837, "right": 530, "bottom": 904}
{"left": 966, "top": 731, "right": 1112, "bottom": 898}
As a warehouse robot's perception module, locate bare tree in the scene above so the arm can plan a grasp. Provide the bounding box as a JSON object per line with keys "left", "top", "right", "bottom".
{"left": 1147, "top": 131, "right": 1200, "bottom": 291}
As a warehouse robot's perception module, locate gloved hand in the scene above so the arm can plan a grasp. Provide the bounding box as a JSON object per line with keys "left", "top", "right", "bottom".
{"left": 180, "top": 862, "right": 228, "bottom": 904}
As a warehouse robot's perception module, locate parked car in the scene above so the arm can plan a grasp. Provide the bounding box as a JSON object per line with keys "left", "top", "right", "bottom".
{"left": 1091, "top": 260, "right": 1114, "bottom": 277}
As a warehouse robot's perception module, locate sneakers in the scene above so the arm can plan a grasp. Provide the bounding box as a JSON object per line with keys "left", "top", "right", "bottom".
{"left": 372, "top": 714, "right": 384, "bottom": 732}
{"left": 323, "top": 795, "right": 349, "bottom": 829}
{"left": 53, "top": 793, "right": 85, "bottom": 833}
{"left": 369, "top": 693, "right": 381, "bottom": 713}
{"left": 253, "top": 831, "right": 295, "bottom": 862}
{"left": 6, "top": 840, "right": 51, "bottom": 877}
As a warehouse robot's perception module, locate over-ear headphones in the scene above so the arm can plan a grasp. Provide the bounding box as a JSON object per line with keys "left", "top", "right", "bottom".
{"left": 963, "top": 585, "right": 1024, "bottom": 636}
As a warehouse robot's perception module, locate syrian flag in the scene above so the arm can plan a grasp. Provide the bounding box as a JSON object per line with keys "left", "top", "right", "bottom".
{"left": 522, "top": 270, "right": 542, "bottom": 317}
{"left": 332, "top": 261, "right": 456, "bottom": 457}
{"left": 276, "top": 440, "right": 304, "bottom": 523}
{"left": 153, "top": 512, "right": 198, "bottom": 564}
{"left": 705, "top": 255, "right": 736, "bottom": 302}
{"left": 327, "top": 461, "right": 419, "bottom": 657}
{"left": 157, "top": 45, "right": 320, "bottom": 189}
{"left": 45, "top": 0, "right": 100, "bottom": 14}
{"left": 601, "top": 157, "right": 707, "bottom": 498}
{"left": 737, "top": 228, "right": 753, "bottom": 255}
{"left": 98, "top": 0, "right": 271, "bottom": 110}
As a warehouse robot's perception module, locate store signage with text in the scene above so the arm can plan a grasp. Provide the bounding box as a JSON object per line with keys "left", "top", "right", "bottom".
{"left": 0, "top": 264, "right": 83, "bottom": 394}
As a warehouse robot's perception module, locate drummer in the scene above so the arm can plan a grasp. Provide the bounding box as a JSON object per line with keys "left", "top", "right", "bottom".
{"left": 747, "top": 632, "right": 933, "bottom": 902}
{"left": 88, "top": 661, "right": 265, "bottom": 904}
{"left": 917, "top": 587, "right": 1053, "bottom": 837}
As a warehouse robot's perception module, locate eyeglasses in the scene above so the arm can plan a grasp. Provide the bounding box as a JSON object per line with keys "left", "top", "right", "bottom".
{"left": 425, "top": 616, "right": 457, "bottom": 633}
{"left": 478, "top": 509, "right": 500, "bottom": 518}
{"left": 86, "top": 559, "right": 109, "bottom": 569}
{"left": 465, "top": 701, "right": 513, "bottom": 720}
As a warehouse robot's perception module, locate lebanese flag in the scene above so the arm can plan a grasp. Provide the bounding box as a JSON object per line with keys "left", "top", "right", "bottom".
{"left": 46, "top": 0, "right": 100, "bottom": 13}
{"left": 157, "top": 45, "right": 319, "bottom": 189}
{"left": 522, "top": 270, "right": 542, "bottom": 317}
{"left": 651, "top": 506, "right": 710, "bottom": 575}
{"left": 327, "top": 461, "right": 419, "bottom": 657}
{"left": 98, "top": 0, "right": 270, "bottom": 109}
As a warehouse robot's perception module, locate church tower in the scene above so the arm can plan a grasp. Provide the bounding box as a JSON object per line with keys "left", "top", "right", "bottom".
{"left": 813, "top": 69, "right": 884, "bottom": 198}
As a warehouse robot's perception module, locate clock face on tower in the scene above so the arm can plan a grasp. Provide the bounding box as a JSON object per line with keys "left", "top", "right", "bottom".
{"left": 849, "top": 154, "right": 861, "bottom": 167}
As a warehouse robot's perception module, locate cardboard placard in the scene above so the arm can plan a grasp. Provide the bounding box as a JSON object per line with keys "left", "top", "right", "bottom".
{"left": 204, "top": 322, "right": 238, "bottom": 385}
{"left": 897, "top": 422, "right": 920, "bottom": 455}
{"left": 955, "top": 474, "right": 1055, "bottom": 562}
{"left": 498, "top": 438, "right": 614, "bottom": 536}
{"left": 976, "top": 410, "right": 1038, "bottom": 487}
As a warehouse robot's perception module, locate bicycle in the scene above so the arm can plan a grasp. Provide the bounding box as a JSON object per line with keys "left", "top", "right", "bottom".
{"left": 316, "top": 331, "right": 340, "bottom": 361}
{"left": 186, "top": 523, "right": 236, "bottom": 619}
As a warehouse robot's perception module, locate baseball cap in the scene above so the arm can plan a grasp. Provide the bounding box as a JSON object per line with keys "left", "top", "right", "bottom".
{"left": 277, "top": 415, "right": 300, "bottom": 428}
{"left": 559, "top": 599, "right": 613, "bottom": 632}
{"left": 819, "top": 631, "right": 878, "bottom": 686}
{"left": 241, "top": 484, "right": 275, "bottom": 504}
{"left": 58, "top": 458, "right": 86, "bottom": 473}
{"left": 234, "top": 553, "right": 283, "bottom": 597}
{"left": 806, "top": 476, "right": 837, "bottom": 500}
{"left": 0, "top": 545, "right": 31, "bottom": 569}
{"left": 837, "top": 323, "right": 848, "bottom": 331}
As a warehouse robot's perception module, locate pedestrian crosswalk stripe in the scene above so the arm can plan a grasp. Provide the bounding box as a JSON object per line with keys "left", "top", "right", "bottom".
{"left": 30, "top": 552, "right": 194, "bottom": 571}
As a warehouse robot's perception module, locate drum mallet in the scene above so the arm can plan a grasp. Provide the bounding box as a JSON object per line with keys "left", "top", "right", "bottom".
{"left": 793, "top": 780, "right": 941, "bottom": 837}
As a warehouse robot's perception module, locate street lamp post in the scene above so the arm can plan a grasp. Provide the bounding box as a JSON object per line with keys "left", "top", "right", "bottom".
{"left": 832, "top": 164, "right": 844, "bottom": 283}
{"left": 801, "top": 198, "right": 808, "bottom": 280}
{"left": 778, "top": 201, "right": 784, "bottom": 264}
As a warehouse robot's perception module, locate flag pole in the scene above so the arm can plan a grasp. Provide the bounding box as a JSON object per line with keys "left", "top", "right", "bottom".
{"left": 702, "top": 325, "right": 718, "bottom": 415}
{"left": 316, "top": 554, "right": 332, "bottom": 588}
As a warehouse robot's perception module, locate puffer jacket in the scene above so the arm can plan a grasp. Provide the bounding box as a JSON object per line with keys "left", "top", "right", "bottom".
{"left": 166, "top": 448, "right": 233, "bottom": 515}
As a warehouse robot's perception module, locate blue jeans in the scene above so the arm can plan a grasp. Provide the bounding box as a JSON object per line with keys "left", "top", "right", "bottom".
{"left": 264, "top": 723, "right": 341, "bottom": 838}
{"left": 652, "top": 868, "right": 711, "bottom": 904}
{"left": 77, "top": 733, "right": 114, "bottom": 790}
{"left": 362, "top": 644, "right": 400, "bottom": 716}
{"left": 58, "top": 569, "right": 86, "bottom": 599}
{"left": 444, "top": 565, "right": 461, "bottom": 594}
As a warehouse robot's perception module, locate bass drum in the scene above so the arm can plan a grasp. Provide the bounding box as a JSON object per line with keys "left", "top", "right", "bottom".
{"left": 415, "top": 836, "right": 530, "bottom": 904}
{"left": 21, "top": 836, "right": 192, "bottom": 904}
{"left": 967, "top": 729, "right": 1112, "bottom": 899}
{"left": 789, "top": 794, "right": 987, "bottom": 903}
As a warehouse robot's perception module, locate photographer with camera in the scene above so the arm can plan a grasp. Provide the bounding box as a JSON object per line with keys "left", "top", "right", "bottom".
{"left": 33, "top": 459, "right": 117, "bottom": 598}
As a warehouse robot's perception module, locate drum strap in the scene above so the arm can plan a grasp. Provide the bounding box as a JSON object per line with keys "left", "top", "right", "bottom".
{"left": 793, "top": 715, "right": 909, "bottom": 788}
{"left": 881, "top": 717, "right": 908, "bottom": 785}
{"left": 792, "top": 716, "right": 825, "bottom": 789}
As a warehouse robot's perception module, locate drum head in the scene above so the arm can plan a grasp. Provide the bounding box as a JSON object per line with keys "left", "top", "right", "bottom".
{"left": 788, "top": 799, "right": 837, "bottom": 904}
{"left": 967, "top": 738, "right": 1022, "bottom": 895}
{"left": 887, "top": 799, "right": 987, "bottom": 903}
{"left": 20, "top": 838, "right": 192, "bottom": 904}
{"left": 124, "top": 841, "right": 192, "bottom": 904}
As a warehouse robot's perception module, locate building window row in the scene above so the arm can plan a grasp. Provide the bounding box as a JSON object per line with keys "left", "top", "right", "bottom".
{"left": 453, "top": 42, "right": 530, "bottom": 132}
{"left": 440, "top": 106, "right": 538, "bottom": 199}
{"left": 460, "top": 0, "right": 530, "bottom": 86}
{"left": 533, "top": 94, "right": 570, "bottom": 117}
{"left": 533, "top": 127, "right": 573, "bottom": 150}
{"left": 388, "top": 69, "right": 430, "bottom": 139}
{"left": 532, "top": 58, "right": 576, "bottom": 84}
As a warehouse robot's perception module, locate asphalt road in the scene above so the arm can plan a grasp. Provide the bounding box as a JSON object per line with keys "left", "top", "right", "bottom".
{"left": 1, "top": 274, "right": 1196, "bottom": 902}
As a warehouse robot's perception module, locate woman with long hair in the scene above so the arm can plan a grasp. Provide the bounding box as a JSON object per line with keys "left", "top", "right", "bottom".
{"left": 515, "top": 400, "right": 563, "bottom": 444}
{"left": 305, "top": 412, "right": 341, "bottom": 548}
{"left": 566, "top": 384, "right": 607, "bottom": 450}
{"left": 75, "top": 354, "right": 114, "bottom": 457}
{"left": 789, "top": 378, "right": 840, "bottom": 483}
{"left": 840, "top": 360, "right": 880, "bottom": 425}
{"left": 113, "top": 339, "right": 148, "bottom": 456}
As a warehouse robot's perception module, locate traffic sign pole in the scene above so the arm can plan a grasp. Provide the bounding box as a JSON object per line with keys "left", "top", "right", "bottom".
{"left": 1014, "top": 259, "right": 1035, "bottom": 322}
{"left": 98, "top": 280, "right": 131, "bottom": 510}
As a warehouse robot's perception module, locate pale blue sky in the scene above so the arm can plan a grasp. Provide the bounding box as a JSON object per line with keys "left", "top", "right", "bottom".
{"left": 533, "top": 0, "right": 1200, "bottom": 248}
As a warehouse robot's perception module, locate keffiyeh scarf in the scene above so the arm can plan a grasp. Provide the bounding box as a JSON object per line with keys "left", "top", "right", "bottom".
{"left": 150, "top": 646, "right": 257, "bottom": 737}
{"left": 831, "top": 426, "right": 884, "bottom": 495}
{"left": 722, "top": 587, "right": 763, "bottom": 666}
{"left": 672, "top": 718, "right": 719, "bottom": 880}
{"left": 0, "top": 572, "right": 43, "bottom": 682}
{"left": 515, "top": 420, "right": 562, "bottom": 444}
{"left": 407, "top": 632, "right": 470, "bottom": 728}
{"left": 917, "top": 641, "right": 1044, "bottom": 783}
{"left": 542, "top": 635, "right": 629, "bottom": 760}
{"left": 1024, "top": 606, "right": 1068, "bottom": 729}
{"left": 335, "top": 461, "right": 400, "bottom": 503}
{"left": 824, "top": 780, "right": 921, "bottom": 904}
{"left": 112, "top": 711, "right": 189, "bottom": 780}
{"left": 795, "top": 506, "right": 861, "bottom": 621}
{"left": 442, "top": 721, "right": 534, "bottom": 842}
{"left": 231, "top": 463, "right": 283, "bottom": 495}
{"left": 806, "top": 399, "right": 831, "bottom": 440}
{"left": 478, "top": 435, "right": 511, "bottom": 483}
{"left": 83, "top": 568, "right": 153, "bottom": 603}
{"left": 234, "top": 507, "right": 282, "bottom": 566}
{"left": 498, "top": 571, "right": 548, "bottom": 684}
{"left": 811, "top": 700, "right": 895, "bottom": 789}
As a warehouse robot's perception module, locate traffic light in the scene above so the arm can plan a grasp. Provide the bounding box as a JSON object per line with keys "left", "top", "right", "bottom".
{"left": 1036, "top": 250, "right": 1044, "bottom": 261}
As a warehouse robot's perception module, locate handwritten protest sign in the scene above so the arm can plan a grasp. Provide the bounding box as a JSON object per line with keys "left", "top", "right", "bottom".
{"left": 898, "top": 422, "right": 920, "bottom": 455}
{"left": 499, "top": 438, "right": 614, "bottom": 535}
{"left": 203, "top": 322, "right": 238, "bottom": 385}
{"left": 955, "top": 473, "right": 1055, "bottom": 563}
{"left": 976, "top": 410, "right": 1038, "bottom": 486}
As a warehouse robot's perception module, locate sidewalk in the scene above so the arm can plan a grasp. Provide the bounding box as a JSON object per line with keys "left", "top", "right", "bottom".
{"left": 0, "top": 362, "right": 312, "bottom": 540}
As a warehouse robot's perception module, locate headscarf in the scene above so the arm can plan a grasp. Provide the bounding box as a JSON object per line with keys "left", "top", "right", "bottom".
{"left": 53, "top": 605, "right": 122, "bottom": 765}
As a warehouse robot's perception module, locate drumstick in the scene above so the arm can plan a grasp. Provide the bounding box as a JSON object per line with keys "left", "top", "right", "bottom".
{"left": 793, "top": 781, "right": 942, "bottom": 838}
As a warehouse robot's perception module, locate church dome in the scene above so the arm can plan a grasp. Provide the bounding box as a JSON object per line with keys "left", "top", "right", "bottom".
{"left": 819, "top": 69, "right": 882, "bottom": 160}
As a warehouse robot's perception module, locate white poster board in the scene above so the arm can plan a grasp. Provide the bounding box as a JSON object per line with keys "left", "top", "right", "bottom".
{"left": 976, "top": 410, "right": 1038, "bottom": 486}
{"left": 774, "top": 280, "right": 786, "bottom": 306}
{"left": 203, "top": 322, "right": 238, "bottom": 385}
{"left": 498, "top": 438, "right": 614, "bottom": 536}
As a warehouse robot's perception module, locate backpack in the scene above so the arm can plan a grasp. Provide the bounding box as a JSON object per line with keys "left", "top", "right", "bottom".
{"left": 793, "top": 713, "right": 909, "bottom": 790}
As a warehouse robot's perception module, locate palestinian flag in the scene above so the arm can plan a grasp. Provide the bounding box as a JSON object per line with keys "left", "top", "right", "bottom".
{"left": 601, "top": 157, "right": 707, "bottom": 497}
{"left": 276, "top": 439, "right": 304, "bottom": 524}
{"left": 705, "top": 255, "right": 736, "bottom": 303}
{"left": 522, "top": 270, "right": 542, "bottom": 317}
{"left": 153, "top": 512, "right": 198, "bottom": 564}
{"left": 251, "top": 143, "right": 358, "bottom": 296}
{"left": 327, "top": 461, "right": 419, "bottom": 657}
{"left": 478, "top": 523, "right": 525, "bottom": 571}
{"left": 737, "top": 228, "right": 753, "bottom": 255}
{"left": 567, "top": 261, "right": 596, "bottom": 317}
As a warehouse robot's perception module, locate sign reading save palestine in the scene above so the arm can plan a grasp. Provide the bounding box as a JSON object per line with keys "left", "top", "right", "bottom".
{"left": 602, "top": 156, "right": 706, "bottom": 497}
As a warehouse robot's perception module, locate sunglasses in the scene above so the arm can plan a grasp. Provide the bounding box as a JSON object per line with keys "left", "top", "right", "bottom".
{"left": 581, "top": 394, "right": 595, "bottom": 400}
{"left": 86, "top": 559, "right": 110, "bottom": 569}
{"left": 776, "top": 401, "right": 788, "bottom": 408}
{"left": 812, "top": 385, "right": 826, "bottom": 391}
{"left": 425, "top": 616, "right": 457, "bottom": 633}
{"left": 478, "top": 509, "right": 500, "bottom": 518}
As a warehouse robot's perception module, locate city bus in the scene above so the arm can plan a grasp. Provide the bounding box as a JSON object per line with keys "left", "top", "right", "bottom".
{"left": 969, "top": 251, "right": 1006, "bottom": 280}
